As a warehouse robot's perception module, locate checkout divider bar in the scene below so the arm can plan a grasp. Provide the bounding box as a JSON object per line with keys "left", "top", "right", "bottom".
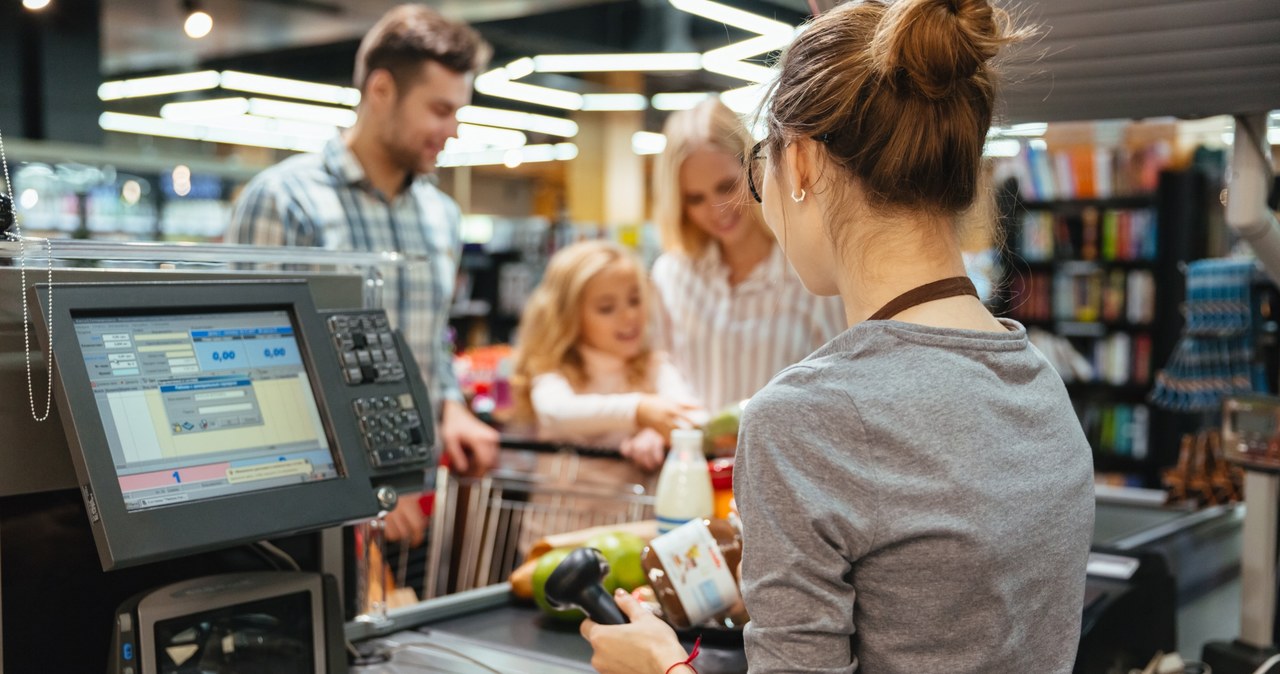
{"left": 346, "top": 582, "right": 512, "bottom": 642}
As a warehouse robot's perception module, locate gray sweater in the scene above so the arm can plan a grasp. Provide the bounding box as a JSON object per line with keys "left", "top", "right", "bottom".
{"left": 735, "top": 319, "right": 1094, "bottom": 674}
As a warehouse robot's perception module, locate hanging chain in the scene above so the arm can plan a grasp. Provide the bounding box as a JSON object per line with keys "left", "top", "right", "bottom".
{"left": 1, "top": 125, "right": 54, "bottom": 422}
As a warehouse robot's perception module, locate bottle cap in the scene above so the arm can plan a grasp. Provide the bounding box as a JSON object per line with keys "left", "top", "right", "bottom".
{"left": 709, "top": 458, "right": 734, "bottom": 490}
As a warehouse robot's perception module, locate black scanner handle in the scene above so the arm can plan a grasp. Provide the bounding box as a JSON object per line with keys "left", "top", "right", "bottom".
{"left": 544, "top": 547, "right": 630, "bottom": 625}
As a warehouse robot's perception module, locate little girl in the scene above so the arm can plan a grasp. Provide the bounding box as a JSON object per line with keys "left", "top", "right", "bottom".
{"left": 512, "top": 240, "right": 703, "bottom": 484}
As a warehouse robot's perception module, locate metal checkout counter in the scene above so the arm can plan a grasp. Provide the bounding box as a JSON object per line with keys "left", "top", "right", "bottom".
{"left": 0, "top": 240, "right": 1256, "bottom": 674}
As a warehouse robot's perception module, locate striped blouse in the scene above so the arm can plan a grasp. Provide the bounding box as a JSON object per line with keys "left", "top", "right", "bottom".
{"left": 650, "top": 243, "right": 847, "bottom": 412}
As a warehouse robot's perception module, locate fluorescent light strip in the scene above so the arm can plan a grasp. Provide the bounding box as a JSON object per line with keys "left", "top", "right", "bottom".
{"left": 1003, "top": 123, "right": 1048, "bottom": 137}
{"left": 652, "top": 92, "right": 712, "bottom": 111}
{"left": 632, "top": 131, "right": 667, "bottom": 155}
{"left": 702, "top": 34, "right": 789, "bottom": 83}
{"left": 533, "top": 53, "right": 702, "bottom": 73}
{"left": 436, "top": 142, "right": 578, "bottom": 168}
{"left": 100, "top": 112, "right": 326, "bottom": 153}
{"left": 983, "top": 138, "right": 1022, "bottom": 158}
{"left": 160, "top": 97, "right": 251, "bottom": 120}
{"left": 580, "top": 94, "right": 649, "bottom": 111}
{"left": 220, "top": 70, "right": 361, "bottom": 107}
{"left": 98, "top": 71, "right": 221, "bottom": 101}
{"left": 477, "top": 78, "right": 584, "bottom": 110}
{"left": 720, "top": 84, "right": 766, "bottom": 115}
{"left": 669, "top": 0, "right": 792, "bottom": 38}
{"left": 503, "top": 57, "right": 537, "bottom": 81}
{"left": 247, "top": 98, "right": 357, "bottom": 127}
{"left": 456, "top": 124, "right": 528, "bottom": 149}
{"left": 457, "top": 106, "right": 578, "bottom": 137}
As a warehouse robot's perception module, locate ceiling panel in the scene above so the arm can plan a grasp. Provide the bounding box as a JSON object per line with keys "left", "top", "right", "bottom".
{"left": 999, "top": 0, "right": 1280, "bottom": 122}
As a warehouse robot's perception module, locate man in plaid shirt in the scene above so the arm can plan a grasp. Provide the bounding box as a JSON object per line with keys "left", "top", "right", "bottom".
{"left": 228, "top": 5, "right": 499, "bottom": 545}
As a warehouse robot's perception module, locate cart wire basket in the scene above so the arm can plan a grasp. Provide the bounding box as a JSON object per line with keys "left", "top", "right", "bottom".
{"left": 423, "top": 443, "right": 655, "bottom": 600}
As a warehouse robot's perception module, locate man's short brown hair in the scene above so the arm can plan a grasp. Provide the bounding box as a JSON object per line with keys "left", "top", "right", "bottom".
{"left": 353, "top": 5, "right": 492, "bottom": 93}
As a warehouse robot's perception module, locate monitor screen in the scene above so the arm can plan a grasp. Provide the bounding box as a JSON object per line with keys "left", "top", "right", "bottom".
{"left": 72, "top": 310, "right": 338, "bottom": 512}
{"left": 33, "top": 280, "right": 383, "bottom": 570}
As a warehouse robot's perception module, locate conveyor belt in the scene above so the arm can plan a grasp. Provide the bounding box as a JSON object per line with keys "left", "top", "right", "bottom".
{"left": 350, "top": 585, "right": 746, "bottom": 674}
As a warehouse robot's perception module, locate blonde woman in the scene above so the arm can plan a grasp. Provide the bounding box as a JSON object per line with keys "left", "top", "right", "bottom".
{"left": 583, "top": 0, "right": 1092, "bottom": 672}
{"left": 650, "top": 99, "right": 846, "bottom": 413}
{"left": 512, "top": 240, "right": 702, "bottom": 479}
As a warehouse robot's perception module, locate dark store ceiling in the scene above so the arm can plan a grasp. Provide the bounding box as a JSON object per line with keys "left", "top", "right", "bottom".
{"left": 99, "top": 0, "right": 1280, "bottom": 125}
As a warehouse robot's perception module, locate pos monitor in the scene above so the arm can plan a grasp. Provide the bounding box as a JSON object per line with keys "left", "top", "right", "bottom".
{"left": 30, "top": 280, "right": 383, "bottom": 570}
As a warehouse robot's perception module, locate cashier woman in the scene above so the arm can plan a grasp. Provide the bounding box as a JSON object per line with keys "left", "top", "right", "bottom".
{"left": 581, "top": 0, "right": 1095, "bottom": 673}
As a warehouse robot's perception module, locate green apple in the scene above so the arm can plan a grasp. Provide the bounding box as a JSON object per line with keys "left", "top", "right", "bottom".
{"left": 531, "top": 547, "right": 594, "bottom": 621}
{"left": 584, "top": 532, "right": 648, "bottom": 592}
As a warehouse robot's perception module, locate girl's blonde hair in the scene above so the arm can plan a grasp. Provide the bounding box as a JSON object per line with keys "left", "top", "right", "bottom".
{"left": 654, "top": 99, "right": 772, "bottom": 257}
{"left": 511, "top": 240, "right": 653, "bottom": 423}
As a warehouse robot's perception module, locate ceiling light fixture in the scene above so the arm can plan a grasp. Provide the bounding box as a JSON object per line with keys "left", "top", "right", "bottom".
{"left": 220, "top": 70, "right": 361, "bottom": 106}
{"left": 98, "top": 71, "right": 221, "bottom": 101}
{"left": 436, "top": 143, "right": 579, "bottom": 168}
{"left": 475, "top": 63, "right": 584, "bottom": 110}
{"left": 100, "top": 112, "right": 328, "bottom": 153}
{"left": 182, "top": 0, "right": 213, "bottom": 39}
{"left": 651, "top": 92, "right": 712, "bottom": 111}
{"left": 531, "top": 53, "right": 703, "bottom": 73}
{"left": 455, "top": 124, "right": 528, "bottom": 149}
{"left": 22, "top": 0, "right": 52, "bottom": 11}
{"left": 160, "top": 97, "right": 252, "bottom": 121}
{"left": 701, "top": 33, "right": 789, "bottom": 83}
{"left": 668, "top": 0, "right": 792, "bottom": 37}
{"left": 245, "top": 98, "right": 357, "bottom": 127}
{"left": 457, "top": 106, "right": 578, "bottom": 138}
{"left": 580, "top": 94, "right": 649, "bottom": 111}
{"left": 632, "top": 131, "right": 668, "bottom": 155}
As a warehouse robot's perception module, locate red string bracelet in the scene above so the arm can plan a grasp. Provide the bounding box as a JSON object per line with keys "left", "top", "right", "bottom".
{"left": 664, "top": 636, "right": 701, "bottom": 674}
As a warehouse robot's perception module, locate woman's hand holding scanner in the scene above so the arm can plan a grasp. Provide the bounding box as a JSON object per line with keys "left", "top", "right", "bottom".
{"left": 581, "top": 588, "right": 691, "bottom": 674}
{"left": 621, "top": 428, "right": 667, "bottom": 472}
{"left": 637, "top": 396, "right": 701, "bottom": 438}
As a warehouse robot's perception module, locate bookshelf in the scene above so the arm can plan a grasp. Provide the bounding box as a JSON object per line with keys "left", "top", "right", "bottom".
{"left": 998, "top": 169, "right": 1210, "bottom": 487}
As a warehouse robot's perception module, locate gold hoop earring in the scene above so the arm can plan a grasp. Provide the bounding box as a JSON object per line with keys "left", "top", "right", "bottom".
{"left": 791, "top": 189, "right": 806, "bottom": 203}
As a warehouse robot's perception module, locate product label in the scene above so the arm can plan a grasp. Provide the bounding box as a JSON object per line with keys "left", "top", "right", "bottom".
{"left": 649, "top": 520, "right": 740, "bottom": 625}
{"left": 656, "top": 514, "right": 693, "bottom": 535}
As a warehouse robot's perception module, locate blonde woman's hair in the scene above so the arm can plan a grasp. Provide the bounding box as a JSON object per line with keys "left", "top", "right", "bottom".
{"left": 511, "top": 240, "right": 653, "bottom": 423}
{"left": 654, "top": 99, "right": 771, "bottom": 257}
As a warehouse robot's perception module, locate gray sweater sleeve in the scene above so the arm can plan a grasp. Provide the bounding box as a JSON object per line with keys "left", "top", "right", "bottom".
{"left": 736, "top": 367, "right": 874, "bottom": 674}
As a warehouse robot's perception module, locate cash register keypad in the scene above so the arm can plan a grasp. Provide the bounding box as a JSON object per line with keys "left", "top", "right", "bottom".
{"left": 325, "top": 311, "right": 430, "bottom": 470}
{"left": 326, "top": 313, "right": 406, "bottom": 385}
{"left": 354, "top": 394, "right": 430, "bottom": 468}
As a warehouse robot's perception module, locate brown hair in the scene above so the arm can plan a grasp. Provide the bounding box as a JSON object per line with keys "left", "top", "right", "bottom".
{"left": 354, "top": 4, "right": 491, "bottom": 94}
{"left": 654, "top": 99, "right": 772, "bottom": 257}
{"left": 764, "top": 0, "right": 1026, "bottom": 217}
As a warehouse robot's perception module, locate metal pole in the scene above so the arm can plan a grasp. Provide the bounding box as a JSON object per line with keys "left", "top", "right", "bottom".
{"left": 1240, "top": 471, "right": 1280, "bottom": 648}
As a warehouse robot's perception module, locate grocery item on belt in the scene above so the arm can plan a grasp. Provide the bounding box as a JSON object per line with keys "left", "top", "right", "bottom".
{"left": 641, "top": 517, "right": 747, "bottom": 630}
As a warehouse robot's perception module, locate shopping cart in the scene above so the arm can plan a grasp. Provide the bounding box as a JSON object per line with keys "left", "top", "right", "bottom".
{"left": 422, "top": 441, "right": 656, "bottom": 600}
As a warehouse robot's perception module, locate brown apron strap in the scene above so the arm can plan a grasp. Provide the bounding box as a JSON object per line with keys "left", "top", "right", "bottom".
{"left": 868, "top": 276, "right": 979, "bottom": 322}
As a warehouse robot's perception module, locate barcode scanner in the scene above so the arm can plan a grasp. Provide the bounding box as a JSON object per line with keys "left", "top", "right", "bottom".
{"left": 544, "top": 547, "right": 630, "bottom": 625}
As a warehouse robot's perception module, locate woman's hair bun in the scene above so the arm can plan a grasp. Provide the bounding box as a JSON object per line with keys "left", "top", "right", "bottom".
{"left": 871, "top": 0, "right": 1007, "bottom": 100}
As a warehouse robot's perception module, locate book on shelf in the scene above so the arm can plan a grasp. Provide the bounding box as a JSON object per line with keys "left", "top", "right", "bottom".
{"left": 1016, "top": 208, "right": 1157, "bottom": 263}
{"left": 1078, "top": 402, "right": 1150, "bottom": 461}
{"left": 1000, "top": 141, "right": 1172, "bottom": 202}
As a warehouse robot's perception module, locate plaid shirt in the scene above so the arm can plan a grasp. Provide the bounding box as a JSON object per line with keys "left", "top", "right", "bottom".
{"left": 228, "top": 136, "right": 463, "bottom": 405}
